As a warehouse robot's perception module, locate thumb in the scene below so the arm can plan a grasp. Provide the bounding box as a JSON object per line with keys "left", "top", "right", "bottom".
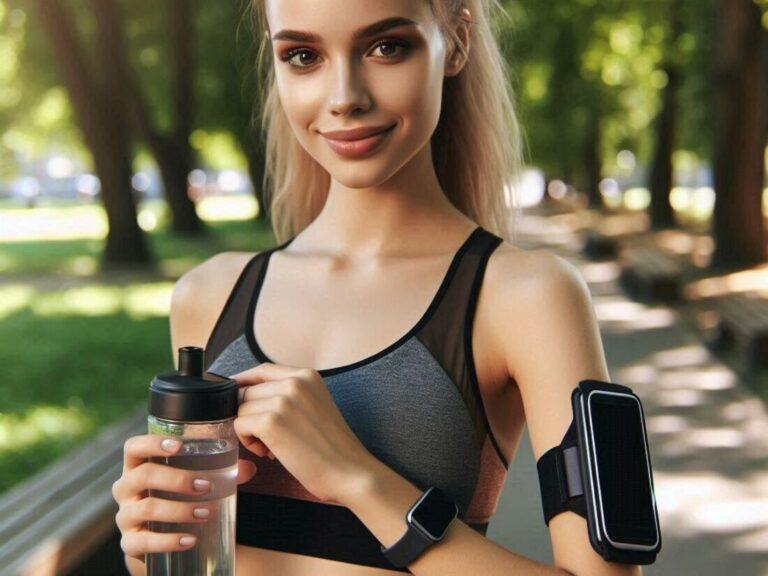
{"left": 236, "top": 458, "right": 257, "bottom": 484}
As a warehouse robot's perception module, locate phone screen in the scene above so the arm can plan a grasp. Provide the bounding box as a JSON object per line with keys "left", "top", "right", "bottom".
{"left": 589, "top": 392, "right": 658, "bottom": 547}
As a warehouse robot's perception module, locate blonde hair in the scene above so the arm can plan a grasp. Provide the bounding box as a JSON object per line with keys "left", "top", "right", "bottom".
{"left": 243, "top": 0, "right": 524, "bottom": 245}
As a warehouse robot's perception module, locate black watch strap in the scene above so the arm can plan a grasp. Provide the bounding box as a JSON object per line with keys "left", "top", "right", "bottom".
{"left": 536, "top": 419, "right": 587, "bottom": 525}
{"left": 380, "top": 487, "right": 458, "bottom": 568}
{"left": 380, "top": 522, "right": 432, "bottom": 568}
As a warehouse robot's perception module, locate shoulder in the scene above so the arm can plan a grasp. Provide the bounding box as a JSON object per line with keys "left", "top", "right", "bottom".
{"left": 485, "top": 241, "right": 587, "bottom": 304}
{"left": 169, "top": 251, "right": 259, "bottom": 365}
{"left": 483, "top": 242, "right": 609, "bottom": 450}
{"left": 172, "top": 251, "right": 257, "bottom": 302}
{"left": 483, "top": 243, "right": 592, "bottom": 350}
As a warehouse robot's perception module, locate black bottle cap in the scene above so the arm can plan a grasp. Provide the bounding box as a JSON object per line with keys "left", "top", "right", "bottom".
{"left": 149, "top": 346, "right": 238, "bottom": 422}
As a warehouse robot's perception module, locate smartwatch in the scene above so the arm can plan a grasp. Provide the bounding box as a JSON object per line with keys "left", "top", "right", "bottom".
{"left": 380, "top": 486, "right": 458, "bottom": 568}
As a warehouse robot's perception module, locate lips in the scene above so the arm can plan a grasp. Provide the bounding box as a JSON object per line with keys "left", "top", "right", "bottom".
{"left": 321, "top": 123, "right": 396, "bottom": 141}
{"left": 321, "top": 123, "right": 396, "bottom": 158}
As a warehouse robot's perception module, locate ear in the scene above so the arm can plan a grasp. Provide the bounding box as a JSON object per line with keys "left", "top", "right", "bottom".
{"left": 445, "top": 8, "right": 472, "bottom": 77}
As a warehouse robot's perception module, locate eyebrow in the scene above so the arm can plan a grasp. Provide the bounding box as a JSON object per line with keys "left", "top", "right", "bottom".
{"left": 271, "top": 16, "right": 419, "bottom": 43}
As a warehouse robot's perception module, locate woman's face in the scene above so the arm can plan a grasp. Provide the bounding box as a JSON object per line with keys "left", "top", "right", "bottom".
{"left": 265, "top": 0, "right": 463, "bottom": 188}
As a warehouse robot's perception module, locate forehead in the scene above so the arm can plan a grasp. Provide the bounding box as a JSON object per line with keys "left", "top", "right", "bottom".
{"left": 265, "top": 0, "right": 436, "bottom": 41}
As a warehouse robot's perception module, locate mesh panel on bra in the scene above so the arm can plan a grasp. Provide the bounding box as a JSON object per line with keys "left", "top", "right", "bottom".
{"left": 415, "top": 228, "right": 507, "bottom": 468}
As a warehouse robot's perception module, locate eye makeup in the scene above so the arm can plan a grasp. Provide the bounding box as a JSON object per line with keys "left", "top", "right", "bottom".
{"left": 277, "top": 38, "right": 415, "bottom": 71}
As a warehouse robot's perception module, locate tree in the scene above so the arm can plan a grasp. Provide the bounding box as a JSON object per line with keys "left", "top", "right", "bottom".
{"left": 116, "top": 0, "right": 204, "bottom": 235}
{"left": 711, "top": 0, "right": 767, "bottom": 266}
{"left": 648, "top": 0, "right": 684, "bottom": 230}
{"left": 30, "top": 0, "right": 152, "bottom": 266}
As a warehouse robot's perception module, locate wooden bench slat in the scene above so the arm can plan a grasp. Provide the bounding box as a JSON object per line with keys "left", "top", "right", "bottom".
{"left": 0, "top": 403, "right": 147, "bottom": 575}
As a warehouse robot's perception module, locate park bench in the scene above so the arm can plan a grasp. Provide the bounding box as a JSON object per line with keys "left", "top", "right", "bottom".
{"left": 618, "top": 246, "right": 684, "bottom": 302}
{"left": 709, "top": 294, "right": 768, "bottom": 370}
{"left": 582, "top": 229, "right": 619, "bottom": 260}
{"left": 0, "top": 403, "right": 146, "bottom": 575}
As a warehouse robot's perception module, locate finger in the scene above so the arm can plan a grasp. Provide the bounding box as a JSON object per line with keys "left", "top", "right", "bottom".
{"left": 248, "top": 438, "right": 270, "bottom": 458}
{"left": 238, "top": 394, "right": 290, "bottom": 416}
{"left": 117, "top": 497, "right": 213, "bottom": 531}
{"left": 122, "top": 462, "right": 213, "bottom": 500}
{"left": 123, "top": 434, "right": 182, "bottom": 476}
{"left": 238, "top": 432, "right": 270, "bottom": 457}
{"left": 233, "top": 412, "right": 278, "bottom": 455}
{"left": 121, "top": 529, "right": 199, "bottom": 560}
{"left": 237, "top": 459, "right": 258, "bottom": 484}
{"left": 231, "top": 363, "right": 309, "bottom": 388}
{"left": 240, "top": 378, "right": 297, "bottom": 403}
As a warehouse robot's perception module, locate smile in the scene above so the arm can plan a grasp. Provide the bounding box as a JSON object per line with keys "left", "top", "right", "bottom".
{"left": 322, "top": 124, "right": 396, "bottom": 159}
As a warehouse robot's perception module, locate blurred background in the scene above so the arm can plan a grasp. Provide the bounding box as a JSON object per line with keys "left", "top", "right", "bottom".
{"left": 0, "top": 0, "right": 767, "bottom": 574}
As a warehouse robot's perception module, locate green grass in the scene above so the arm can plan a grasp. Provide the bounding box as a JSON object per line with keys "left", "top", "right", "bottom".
{"left": 0, "top": 198, "right": 278, "bottom": 493}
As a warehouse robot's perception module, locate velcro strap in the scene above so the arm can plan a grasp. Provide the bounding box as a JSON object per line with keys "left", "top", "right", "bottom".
{"left": 536, "top": 420, "right": 587, "bottom": 525}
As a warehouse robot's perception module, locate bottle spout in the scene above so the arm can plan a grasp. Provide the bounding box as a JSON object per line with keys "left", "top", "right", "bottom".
{"left": 178, "top": 346, "right": 204, "bottom": 377}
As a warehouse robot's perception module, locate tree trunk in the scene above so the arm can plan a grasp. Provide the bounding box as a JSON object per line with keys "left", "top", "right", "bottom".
{"left": 91, "top": 0, "right": 203, "bottom": 236}
{"left": 648, "top": 0, "right": 683, "bottom": 230}
{"left": 584, "top": 103, "right": 603, "bottom": 209}
{"left": 239, "top": 131, "right": 269, "bottom": 223}
{"left": 165, "top": 0, "right": 202, "bottom": 235}
{"left": 711, "top": 0, "right": 767, "bottom": 267}
{"left": 30, "top": 0, "right": 152, "bottom": 267}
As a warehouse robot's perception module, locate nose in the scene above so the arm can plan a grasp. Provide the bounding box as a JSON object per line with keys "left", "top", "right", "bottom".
{"left": 328, "top": 58, "right": 371, "bottom": 117}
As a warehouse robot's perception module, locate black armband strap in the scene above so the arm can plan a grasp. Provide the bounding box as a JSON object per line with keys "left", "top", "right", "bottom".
{"left": 536, "top": 419, "right": 587, "bottom": 525}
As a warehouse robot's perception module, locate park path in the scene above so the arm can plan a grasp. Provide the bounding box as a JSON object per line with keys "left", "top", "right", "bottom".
{"left": 486, "top": 204, "right": 768, "bottom": 576}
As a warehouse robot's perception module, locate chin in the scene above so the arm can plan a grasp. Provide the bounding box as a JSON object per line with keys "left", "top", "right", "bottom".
{"left": 325, "top": 163, "right": 398, "bottom": 189}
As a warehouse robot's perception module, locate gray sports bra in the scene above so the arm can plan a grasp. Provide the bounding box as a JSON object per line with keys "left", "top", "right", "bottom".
{"left": 203, "top": 225, "right": 508, "bottom": 571}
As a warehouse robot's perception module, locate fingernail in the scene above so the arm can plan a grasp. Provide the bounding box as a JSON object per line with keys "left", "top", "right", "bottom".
{"left": 162, "top": 439, "right": 180, "bottom": 452}
{"left": 180, "top": 536, "right": 196, "bottom": 546}
{"left": 193, "top": 508, "right": 210, "bottom": 519}
{"left": 193, "top": 478, "right": 211, "bottom": 491}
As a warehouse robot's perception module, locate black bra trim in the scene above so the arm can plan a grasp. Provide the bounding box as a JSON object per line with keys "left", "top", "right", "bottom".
{"left": 464, "top": 231, "right": 510, "bottom": 469}
{"left": 245, "top": 226, "right": 484, "bottom": 377}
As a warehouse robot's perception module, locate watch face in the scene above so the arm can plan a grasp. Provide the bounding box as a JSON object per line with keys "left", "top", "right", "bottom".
{"left": 410, "top": 488, "right": 458, "bottom": 540}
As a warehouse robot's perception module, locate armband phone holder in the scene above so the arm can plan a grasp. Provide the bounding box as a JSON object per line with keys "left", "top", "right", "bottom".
{"left": 536, "top": 379, "right": 662, "bottom": 565}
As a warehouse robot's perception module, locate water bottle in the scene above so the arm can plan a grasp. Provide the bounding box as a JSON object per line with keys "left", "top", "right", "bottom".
{"left": 146, "top": 346, "right": 238, "bottom": 575}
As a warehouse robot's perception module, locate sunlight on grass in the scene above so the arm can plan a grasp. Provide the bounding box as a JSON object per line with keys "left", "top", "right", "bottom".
{"left": 34, "top": 286, "right": 122, "bottom": 316}
{"left": 0, "top": 285, "right": 33, "bottom": 320}
{"left": 63, "top": 255, "right": 100, "bottom": 276}
{"left": 0, "top": 405, "right": 93, "bottom": 453}
{"left": 0, "top": 204, "right": 107, "bottom": 241}
{"left": 1, "top": 282, "right": 175, "bottom": 319}
{"left": 0, "top": 194, "right": 257, "bottom": 242}
{"left": 195, "top": 195, "right": 258, "bottom": 221}
{"left": 124, "top": 283, "right": 175, "bottom": 319}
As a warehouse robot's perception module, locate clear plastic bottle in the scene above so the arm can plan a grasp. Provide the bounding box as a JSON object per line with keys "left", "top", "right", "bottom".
{"left": 146, "top": 346, "right": 238, "bottom": 576}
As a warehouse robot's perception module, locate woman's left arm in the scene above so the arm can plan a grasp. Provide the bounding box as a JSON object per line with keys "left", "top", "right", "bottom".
{"left": 340, "top": 251, "right": 642, "bottom": 576}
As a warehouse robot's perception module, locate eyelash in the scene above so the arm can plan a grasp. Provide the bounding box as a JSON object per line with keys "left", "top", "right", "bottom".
{"left": 279, "top": 39, "right": 411, "bottom": 70}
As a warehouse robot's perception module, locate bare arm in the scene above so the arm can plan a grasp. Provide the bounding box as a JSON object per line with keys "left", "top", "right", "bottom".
{"left": 497, "top": 252, "right": 641, "bottom": 575}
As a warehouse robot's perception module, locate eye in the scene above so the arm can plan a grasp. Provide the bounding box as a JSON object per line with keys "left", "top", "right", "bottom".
{"left": 279, "top": 39, "right": 411, "bottom": 70}
{"left": 280, "top": 48, "right": 319, "bottom": 69}
{"left": 369, "top": 39, "right": 410, "bottom": 59}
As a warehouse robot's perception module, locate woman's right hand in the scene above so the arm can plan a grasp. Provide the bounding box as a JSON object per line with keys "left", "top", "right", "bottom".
{"left": 112, "top": 434, "right": 257, "bottom": 562}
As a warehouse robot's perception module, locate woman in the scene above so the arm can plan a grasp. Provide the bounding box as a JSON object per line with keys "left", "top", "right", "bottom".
{"left": 114, "top": 1, "right": 638, "bottom": 574}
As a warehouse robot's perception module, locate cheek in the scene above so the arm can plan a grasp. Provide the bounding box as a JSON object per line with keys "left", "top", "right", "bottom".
{"left": 275, "top": 71, "right": 323, "bottom": 132}
{"left": 381, "top": 60, "right": 444, "bottom": 149}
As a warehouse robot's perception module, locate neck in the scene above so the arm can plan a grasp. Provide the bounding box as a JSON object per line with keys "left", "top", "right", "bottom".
{"left": 298, "top": 144, "right": 474, "bottom": 259}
